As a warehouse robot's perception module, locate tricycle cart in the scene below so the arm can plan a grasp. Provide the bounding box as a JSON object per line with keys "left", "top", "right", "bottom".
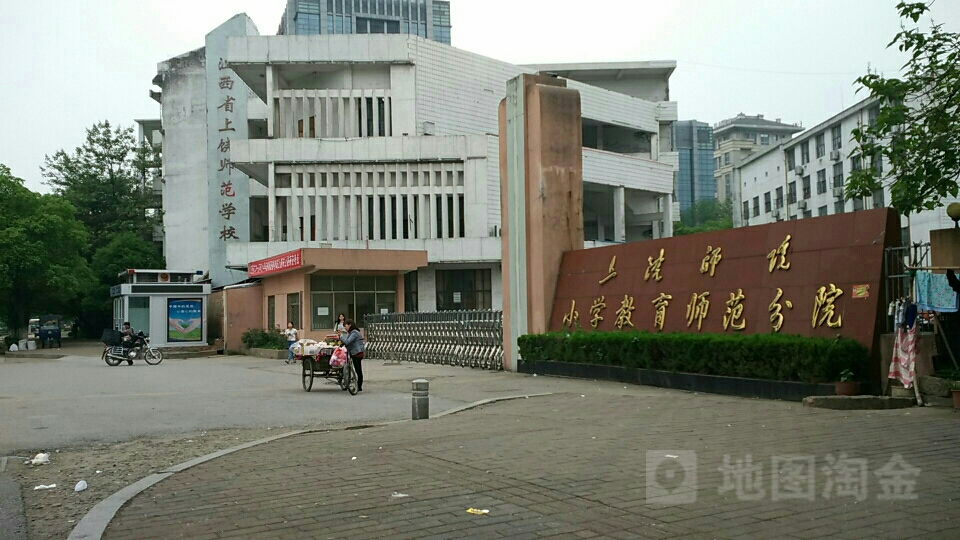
{"left": 298, "top": 343, "right": 358, "bottom": 395}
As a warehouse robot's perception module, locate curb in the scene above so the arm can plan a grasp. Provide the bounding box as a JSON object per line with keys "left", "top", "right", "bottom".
{"left": 67, "top": 392, "right": 553, "bottom": 540}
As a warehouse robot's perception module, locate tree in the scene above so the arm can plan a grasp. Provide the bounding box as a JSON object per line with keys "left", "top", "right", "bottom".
{"left": 0, "top": 165, "right": 92, "bottom": 337}
{"left": 41, "top": 121, "right": 162, "bottom": 251}
{"left": 674, "top": 198, "right": 734, "bottom": 236}
{"left": 848, "top": 1, "right": 960, "bottom": 216}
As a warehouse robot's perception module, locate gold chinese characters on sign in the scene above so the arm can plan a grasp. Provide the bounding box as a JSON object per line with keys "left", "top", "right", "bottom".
{"left": 685, "top": 292, "right": 710, "bottom": 331}
{"left": 589, "top": 296, "right": 606, "bottom": 329}
{"left": 652, "top": 293, "right": 673, "bottom": 331}
{"left": 615, "top": 295, "right": 635, "bottom": 329}
{"left": 812, "top": 284, "right": 844, "bottom": 328}
{"left": 562, "top": 300, "right": 579, "bottom": 329}
{"left": 723, "top": 289, "right": 746, "bottom": 331}
{"left": 767, "top": 235, "right": 792, "bottom": 273}
{"left": 599, "top": 256, "right": 617, "bottom": 285}
{"left": 769, "top": 288, "right": 794, "bottom": 332}
{"left": 700, "top": 246, "right": 722, "bottom": 277}
{"left": 645, "top": 248, "right": 665, "bottom": 282}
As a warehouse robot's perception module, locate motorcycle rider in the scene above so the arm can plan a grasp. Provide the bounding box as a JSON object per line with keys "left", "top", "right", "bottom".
{"left": 120, "top": 322, "right": 138, "bottom": 364}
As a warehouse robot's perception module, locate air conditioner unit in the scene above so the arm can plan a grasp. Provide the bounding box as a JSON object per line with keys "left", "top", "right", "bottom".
{"left": 796, "top": 200, "right": 808, "bottom": 210}
{"left": 794, "top": 166, "right": 804, "bottom": 176}
{"left": 833, "top": 187, "right": 845, "bottom": 198}
{"left": 830, "top": 150, "right": 841, "bottom": 161}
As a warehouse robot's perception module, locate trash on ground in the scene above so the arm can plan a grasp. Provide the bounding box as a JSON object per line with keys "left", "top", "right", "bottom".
{"left": 30, "top": 453, "right": 50, "bottom": 466}
{"left": 75, "top": 480, "right": 88, "bottom": 492}
{"left": 33, "top": 484, "right": 57, "bottom": 490}
{"left": 351, "top": 457, "right": 357, "bottom": 460}
{"left": 96, "top": 470, "right": 102, "bottom": 474}
{"left": 391, "top": 492, "right": 410, "bottom": 498}
{"left": 466, "top": 508, "right": 490, "bottom": 515}
{"left": 665, "top": 454, "right": 679, "bottom": 459}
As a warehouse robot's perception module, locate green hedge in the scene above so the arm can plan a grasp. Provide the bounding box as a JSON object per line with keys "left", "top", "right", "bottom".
{"left": 517, "top": 332, "right": 870, "bottom": 384}
{"left": 241, "top": 328, "right": 288, "bottom": 350}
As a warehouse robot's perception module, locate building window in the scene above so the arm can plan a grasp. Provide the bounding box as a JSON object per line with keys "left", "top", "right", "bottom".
{"left": 724, "top": 174, "right": 732, "bottom": 201}
{"left": 267, "top": 296, "right": 276, "bottom": 330}
{"left": 800, "top": 141, "right": 810, "bottom": 165}
{"left": 287, "top": 293, "right": 301, "bottom": 330}
{"left": 743, "top": 132, "right": 757, "bottom": 143}
{"left": 760, "top": 133, "right": 769, "bottom": 145}
{"left": 853, "top": 197, "right": 865, "bottom": 211}
{"left": 835, "top": 200, "right": 845, "bottom": 214}
{"left": 752, "top": 197, "right": 760, "bottom": 218}
{"left": 815, "top": 133, "right": 825, "bottom": 158}
{"left": 310, "top": 274, "right": 397, "bottom": 330}
{"left": 851, "top": 155, "right": 862, "bottom": 171}
{"left": 786, "top": 148, "right": 796, "bottom": 170}
{"left": 404, "top": 271, "right": 418, "bottom": 312}
{"left": 872, "top": 151, "right": 883, "bottom": 174}
{"left": 802, "top": 176, "right": 811, "bottom": 199}
{"left": 724, "top": 152, "right": 730, "bottom": 166}
{"left": 818, "top": 205, "right": 828, "bottom": 216}
{"left": 868, "top": 105, "right": 879, "bottom": 126}
{"left": 436, "top": 269, "right": 492, "bottom": 311}
{"left": 775, "top": 187, "right": 784, "bottom": 209}
{"left": 742, "top": 201, "right": 750, "bottom": 221}
{"left": 817, "top": 169, "right": 827, "bottom": 194}
{"left": 802, "top": 210, "right": 812, "bottom": 219}
{"left": 788, "top": 182, "right": 797, "bottom": 204}
{"left": 764, "top": 192, "right": 772, "bottom": 213}
{"left": 831, "top": 125, "right": 842, "bottom": 150}
{"left": 873, "top": 189, "right": 885, "bottom": 208}
{"left": 832, "top": 162, "right": 844, "bottom": 188}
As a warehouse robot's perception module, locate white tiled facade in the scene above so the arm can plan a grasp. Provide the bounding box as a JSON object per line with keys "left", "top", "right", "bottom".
{"left": 734, "top": 97, "right": 957, "bottom": 245}
{"left": 153, "top": 16, "right": 680, "bottom": 311}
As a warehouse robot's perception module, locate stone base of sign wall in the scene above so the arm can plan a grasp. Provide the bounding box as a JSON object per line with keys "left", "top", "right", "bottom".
{"left": 518, "top": 361, "right": 837, "bottom": 402}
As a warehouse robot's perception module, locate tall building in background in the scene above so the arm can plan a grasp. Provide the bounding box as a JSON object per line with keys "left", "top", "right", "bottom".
{"left": 713, "top": 114, "right": 802, "bottom": 204}
{"left": 278, "top": 0, "right": 452, "bottom": 45}
{"left": 673, "top": 120, "right": 716, "bottom": 213}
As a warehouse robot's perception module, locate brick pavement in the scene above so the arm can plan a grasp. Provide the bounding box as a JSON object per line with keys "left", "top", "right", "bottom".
{"left": 103, "top": 385, "right": 960, "bottom": 539}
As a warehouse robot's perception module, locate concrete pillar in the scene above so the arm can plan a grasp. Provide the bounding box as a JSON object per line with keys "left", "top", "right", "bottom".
{"left": 266, "top": 66, "right": 275, "bottom": 138}
{"left": 613, "top": 187, "right": 626, "bottom": 243}
{"left": 662, "top": 193, "right": 674, "bottom": 238}
{"left": 499, "top": 74, "right": 584, "bottom": 372}
{"left": 268, "top": 163, "right": 277, "bottom": 242}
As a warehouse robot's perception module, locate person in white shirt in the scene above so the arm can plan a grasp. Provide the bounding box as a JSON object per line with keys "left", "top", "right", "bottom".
{"left": 335, "top": 313, "right": 346, "bottom": 333}
{"left": 284, "top": 322, "right": 299, "bottom": 364}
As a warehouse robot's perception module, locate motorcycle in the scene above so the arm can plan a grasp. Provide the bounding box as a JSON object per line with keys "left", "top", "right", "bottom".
{"left": 102, "top": 331, "right": 163, "bottom": 366}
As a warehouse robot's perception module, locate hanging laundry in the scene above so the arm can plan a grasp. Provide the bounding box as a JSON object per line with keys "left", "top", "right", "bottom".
{"left": 915, "top": 271, "right": 959, "bottom": 313}
{"left": 889, "top": 324, "right": 918, "bottom": 388}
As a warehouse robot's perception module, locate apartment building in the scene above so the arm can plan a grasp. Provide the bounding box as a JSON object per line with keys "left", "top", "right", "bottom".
{"left": 713, "top": 114, "right": 802, "bottom": 203}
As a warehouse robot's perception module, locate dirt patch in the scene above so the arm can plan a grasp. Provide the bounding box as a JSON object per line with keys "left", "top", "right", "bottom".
{"left": 8, "top": 426, "right": 310, "bottom": 540}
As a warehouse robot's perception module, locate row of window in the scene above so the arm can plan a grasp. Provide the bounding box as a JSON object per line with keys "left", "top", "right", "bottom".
{"left": 320, "top": 0, "right": 429, "bottom": 19}
{"left": 714, "top": 131, "right": 783, "bottom": 151}
{"left": 785, "top": 106, "right": 879, "bottom": 167}
{"left": 265, "top": 269, "right": 492, "bottom": 331}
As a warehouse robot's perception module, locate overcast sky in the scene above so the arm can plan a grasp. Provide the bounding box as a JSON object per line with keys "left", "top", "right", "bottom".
{"left": 2, "top": 0, "right": 957, "bottom": 192}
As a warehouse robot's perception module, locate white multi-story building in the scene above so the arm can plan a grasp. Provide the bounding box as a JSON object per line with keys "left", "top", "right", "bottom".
{"left": 734, "top": 97, "right": 957, "bottom": 245}
{"left": 151, "top": 14, "right": 678, "bottom": 325}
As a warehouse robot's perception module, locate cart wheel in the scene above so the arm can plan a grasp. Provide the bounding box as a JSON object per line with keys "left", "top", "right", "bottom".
{"left": 144, "top": 348, "right": 163, "bottom": 365}
{"left": 346, "top": 362, "right": 359, "bottom": 395}
{"left": 302, "top": 358, "right": 314, "bottom": 391}
{"left": 337, "top": 369, "right": 347, "bottom": 390}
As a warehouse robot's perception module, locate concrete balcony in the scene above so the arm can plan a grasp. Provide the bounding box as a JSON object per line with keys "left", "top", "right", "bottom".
{"left": 582, "top": 147, "right": 674, "bottom": 195}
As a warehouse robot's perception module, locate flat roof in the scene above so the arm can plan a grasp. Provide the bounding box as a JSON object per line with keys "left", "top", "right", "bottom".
{"left": 524, "top": 61, "right": 676, "bottom": 79}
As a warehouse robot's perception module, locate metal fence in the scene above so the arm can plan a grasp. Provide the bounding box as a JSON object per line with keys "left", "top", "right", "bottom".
{"left": 363, "top": 310, "right": 503, "bottom": 370}
{"left": 883, "top": 243, "right": 930, "bottom": 333}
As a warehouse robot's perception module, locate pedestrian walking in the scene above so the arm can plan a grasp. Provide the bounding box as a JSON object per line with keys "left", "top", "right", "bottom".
{"left": 334, "top": 313, "right": 346, "bottom": 333}
{"left": 284, "top": 322, "right": 299, "bottom": 364}
{"left": 339, "top": 319, "right": 365, "bottom": 392}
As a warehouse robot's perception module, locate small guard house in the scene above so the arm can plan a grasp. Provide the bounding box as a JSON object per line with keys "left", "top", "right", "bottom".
{"left": 110, "top": 269, "right": 212, "bottom": 348}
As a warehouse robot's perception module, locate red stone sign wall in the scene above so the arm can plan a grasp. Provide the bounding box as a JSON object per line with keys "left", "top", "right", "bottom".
{"left": 550, "top": 209, "right": 900, "bottom": 351}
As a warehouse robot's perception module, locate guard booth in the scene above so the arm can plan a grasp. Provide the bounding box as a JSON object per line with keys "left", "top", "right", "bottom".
{"left": 110, "top": 270, "right": 212, "bottom": 348}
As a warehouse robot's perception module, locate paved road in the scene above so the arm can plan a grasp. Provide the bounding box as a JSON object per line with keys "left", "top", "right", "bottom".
{"left": 102, "top": 389, "right": 960, "bottom": 539}
{"left": 0, "top": 354, "right": 501, "bottom": 453}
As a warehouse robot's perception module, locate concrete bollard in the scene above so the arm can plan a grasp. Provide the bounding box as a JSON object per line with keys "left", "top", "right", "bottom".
{"left": 412, "top": 379, "right": 429, "bottom": 420}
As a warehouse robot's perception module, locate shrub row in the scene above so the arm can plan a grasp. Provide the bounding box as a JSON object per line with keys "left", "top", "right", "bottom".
{"left": 517, "top": 331, "right": 869, "bottom": 384}
{"left": 241, "top": 328, "right": 288, "bottom": 350}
